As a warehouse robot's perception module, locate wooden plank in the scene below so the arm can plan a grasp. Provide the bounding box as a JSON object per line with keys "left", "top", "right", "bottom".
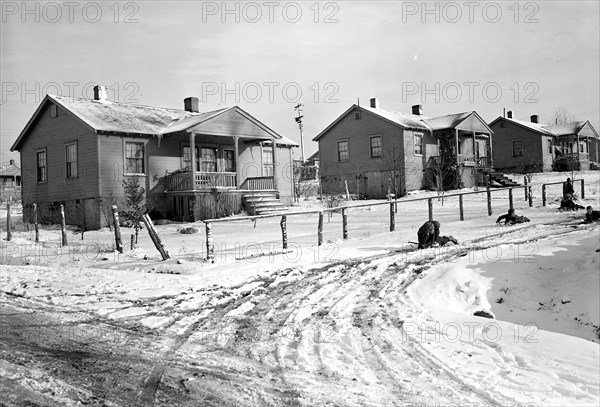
{"left": 142, "top": 214, "right": 170, "bottom": 260}
{"left": 6, "top": 203, "right": 11, "bottom": 241}
{"left": 317, "top": 212, "right": 323, "bottom": 246}
{"left": 112, "top": 205, "right": 123, "bottom": 253}
{"left": 33, "top": 203, "right": 39, "bottom": 242}
{"left": 60, "top": 204, "right": 67, "bottom": 246}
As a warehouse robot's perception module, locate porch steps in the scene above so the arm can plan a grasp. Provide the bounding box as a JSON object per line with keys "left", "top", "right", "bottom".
{"left": 243, "top": 192, "right": 288, "bottom": 216}
{"left": 487, "top": 171, "right": 520, "bottom": 187}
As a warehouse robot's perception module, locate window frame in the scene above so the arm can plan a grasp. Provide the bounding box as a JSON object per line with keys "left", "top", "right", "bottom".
{"left": 36, "top": 148, "right": 47, "bottom": 183}
{"left": 354, "top": 111, "right": 361, "bottom": 120}
{"left": 547, "top": 137, "right": 553, "bottom": 155}
{"left": 414, "top": 133, "right": 423, "bottom": 156}
{"left": 181, "top": 144, "right": 200, "bottom": 172}
{"left": 123, "top": 140, "right": 147, "bottom": 176}
{"left": 223, "top": 148, "right": 235, "bottom": 172}
{"left": 65, "top": 141, "right": 78, "bottom": 179}
{"left": 370, "top": 135, "right": 382, "bottom": 158}
{"left": 261, "top": 145, "right": 274, "bottom": 177}
{"left": 200, "top": 146, "right": 218, "bottom": 173}
{"left": 512, "top": 139, "right": 524, "bottom": 157}
{"left": 337, "top": 139, "right": 349, "bottom": 162}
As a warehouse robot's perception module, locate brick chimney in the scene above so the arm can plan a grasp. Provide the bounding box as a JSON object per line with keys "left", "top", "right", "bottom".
{"left": 93, "top": 85, "right": 108, "bottom": 101}
{"left": 412, "top": 104, "right": 423, "bottom": 115}
{"left": 184, "top": 97, "right": 199, "bottom": 113}
{"left": 9, "top": 159, "right": 15, "bottom": 166}
{"left": 530, "top": 115, "right": 539, "bottom": 123}
{"left": 370, "top": 98, "right": 379, "bottom": 108}
{"left": 507, "top": 111, "right": 513, "bottom": 119}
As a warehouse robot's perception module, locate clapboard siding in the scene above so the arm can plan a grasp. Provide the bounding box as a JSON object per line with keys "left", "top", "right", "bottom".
{"left": 491, "top": 121, "right": 549, "bottom": 171}
{"left": 189, "top": 109, "right": 274, "bottom": 138}
{"left": 19, "top": 102, "right": 99, "bottom": 205}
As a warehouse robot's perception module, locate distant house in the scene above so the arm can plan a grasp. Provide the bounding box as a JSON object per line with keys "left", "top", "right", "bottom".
{"left": 10, "top": 86, "right": 297, "bottom": 229}
{"left": 0, "top": 159, "right": 21, "bottom": 201}
{"left": 313, "top": 98, "right": 493, "bottom": 198}
{"left": 489, "top": 112, "right": 599, "bottom": 172}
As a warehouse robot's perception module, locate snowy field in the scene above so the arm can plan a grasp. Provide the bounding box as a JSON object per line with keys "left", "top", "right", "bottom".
{"left": 1, "top": 170, "right": 599, "bottom": 406}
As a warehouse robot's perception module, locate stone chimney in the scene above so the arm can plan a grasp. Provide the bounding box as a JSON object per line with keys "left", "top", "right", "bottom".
{"left": 530, "top": 115, "right": 539, "bottom": 123}
{"left": 507, "top": 111, "right": 513, "bottom": 119}
{"left": 93, "top": 85, "right": 108, "bottom": 101}
{"left": 184, "top": 97, "right": 199, "bottom": 113}
{"left": 370, "top": 98, "right": 379, "bottom": 108}
{"left": 412, "top": 104, "right": 423, "bottom": 115}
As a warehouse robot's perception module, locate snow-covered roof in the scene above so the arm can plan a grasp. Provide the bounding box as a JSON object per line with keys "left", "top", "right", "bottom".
{"left": 489, "top": 116, "right": 556, "bottom": 136}
{"left": 0, "top": 164, "right": 20, "bottom": 177}
{"left": 544, "top": 121, "right": 587, "bottom": 136}
{"left": 11, "top": 95, "right": 298, "bottom": 150}
{"left": 313, "top": 105, "right": 491, "bottom": 141}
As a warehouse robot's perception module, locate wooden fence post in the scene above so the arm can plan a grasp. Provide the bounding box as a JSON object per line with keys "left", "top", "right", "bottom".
{"left": 528, "top": 186, "right": 533, "bottom": 207}
{"left": 459, "top": 194, "right": 464, "bottom": 221}
{"left": 33, "top": 203, "right": 39, "bottom": 243}
{"left": 111, "top": 205, "right": 123, "bottom": 253}
{"left": 389, "top": 202, "right": 395, "bottom": 232}
{"left": 130, "top": 233, "right": 135, "bottom": 250}
{"left": 524, "top": 177, "right": 528, "bottom": 200}
{"left": 60, "top": 204, "right": 68, "bottom": 247}
{"left": 280, "top": 215, "right": 287, "bottom": 250}
{"left": 6, "top": 203, "right": 11, "bottom": 241}
{"left": 581, "top": 179, "right": 585, "bottom": 199}
{"left": 428, "top": 198, "right": 433, "bottom": 221}
{"left": 542, "top": 184, "right": 546, "bottom": 206}
{"left": 342, "top": 208, "right": 348, "bottom": 240}
{"left": 317, "top": 212, "right": 324, "bottom": 246}
{"left": 486, "top": 184, "right": 492, "bottom": 216}
{"left": 508, "top": 188, "right": 514, "bottom": 210}
{"left": 205, "top": 222, "right": 214, "bottom": 262}
{"left": 142, "top": 214, "right": 170, "bottom": 261}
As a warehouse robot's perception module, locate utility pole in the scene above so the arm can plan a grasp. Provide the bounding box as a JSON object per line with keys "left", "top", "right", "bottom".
{"left": 294, "top": 103, "right": 305, "bottom": 162}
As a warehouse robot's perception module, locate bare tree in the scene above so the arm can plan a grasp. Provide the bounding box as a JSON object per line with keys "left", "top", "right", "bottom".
{"left": 552, "top": 107, "right": 575, "bottom": 125}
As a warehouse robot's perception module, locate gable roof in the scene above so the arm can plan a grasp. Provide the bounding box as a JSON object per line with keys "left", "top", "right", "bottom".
{"left": 543, "top": 120, "right": 599, "bottom": 138}
{"left": 313, "top": 105, "right": 491, "bottom": 142}
{"left": 489, "top": 116, "right": 557, "bottom": 136}
{"left": 0, "top": 164, "right": 20, "bottom": 177}
{"left": 11, "top": 95, "right": 297, "bottom": 151}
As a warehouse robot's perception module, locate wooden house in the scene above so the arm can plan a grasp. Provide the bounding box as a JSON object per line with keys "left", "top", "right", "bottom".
{"left": 489, "top": 112, "right": 599, "bottom": 172}
{"left": 0, "top": 160, "right": 21, "bottom": 201}
{"left": 313, "top": 99, "right": 493, "bottom": 198}
{"left": 10, "top": 86, "right": 297, "bottom": 229}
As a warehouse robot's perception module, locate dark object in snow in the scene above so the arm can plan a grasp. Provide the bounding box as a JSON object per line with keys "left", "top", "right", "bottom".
{"left": 559, "top": 195, "right": 585, "bottom": 211}
{"left": 179, "top": 227, "right": 199, "bottom": 234}
{"left": 584, "top": 206, "right": 600, "bottom": 223}
{"left": 417, "top": 220, "right": 440, "bottom": 249}
{"left": 436, "top": 235, "right": 458, "bottom": 246}
{"left": 496, "top": 297, "right": 504, "bottom": 304}
{"left": 496, "top": 209, "right": 530, "bottom": 225}
{"left": 473, "top": 310, "right": 494, "bottom": 319}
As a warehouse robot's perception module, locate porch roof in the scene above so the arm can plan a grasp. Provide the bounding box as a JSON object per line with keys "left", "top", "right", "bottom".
{"left": 543, "top": 121, "right": 598, "bottom": 138}
{"left": 0, "top": 164, "right": 20, "bottom": 177}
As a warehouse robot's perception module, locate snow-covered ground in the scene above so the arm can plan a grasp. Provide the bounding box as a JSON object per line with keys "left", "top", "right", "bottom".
{"left": 1, "top": 170, "right": 599, "bottom": 406}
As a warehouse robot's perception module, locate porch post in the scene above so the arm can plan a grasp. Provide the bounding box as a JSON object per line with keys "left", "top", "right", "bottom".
{"left": 234, "top": 136, "right": 240, "bottom": 188}
{"left": 272, "top": 139, "right": 278, "bottom": 190}
{"left": 455, "top": 129, "right": 459, "bottom": 165}
{"left": 189, "top": 131, "right": 196, "bottom": 191}
{"left": 472, "top": 131, "right": 476, "bottom": 163}
{"left": 489, "top": 131, "right": 494, "bottom": 167}
{"left": 576, "top": 133, "right": 580, "bottom": 163}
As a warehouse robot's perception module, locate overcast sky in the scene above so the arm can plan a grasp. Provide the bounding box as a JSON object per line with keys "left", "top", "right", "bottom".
{"left": 1, "top": 0, "right": 599, "bottom": 164}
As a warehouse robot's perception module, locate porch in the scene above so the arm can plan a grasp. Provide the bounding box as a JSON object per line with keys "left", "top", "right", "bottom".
{"left": 164, "top": 171, "right": 276, "bottom": 192}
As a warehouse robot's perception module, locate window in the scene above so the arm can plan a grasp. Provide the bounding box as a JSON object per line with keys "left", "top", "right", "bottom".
{"left": 262, "top": 146, "right": 273, "bottom": 176}
{"left": 201, "top": 147, "right": 217, "bottom": 172}
{"left": 580, "top": 143, "right": 584, "bottom": 153}
{"left": 50, "top": 105, "right": 58, "bottom": 118}
{"left": 355, "top": 111, "right": 361, "bottom": 120}
{"left": 65, "top": 143, "right": 78, "bottom": 178}
{"left": 512, "top": 140, "right": 523, "bottom": 157}
{"left": 547, "top": 138, "right": 553, "bottom": 155}
{"left": 125, "top": 142, "right": 145, "bottom": 174}
{"left": 370, "top": 135, "right": 382, "bottom": 158}
{"left": 337, "top": 140, "right": 349, "bottom": 161}
{"left": 224, "top": 149, "right": 235, "bottom": 172}
{"left": 414, "top": 133, "right": 423, "bottom": 155}
{"left": 182, "top": 146, "right": 200, "bottom": 171}
{"left": 36, "top": 150, "right": 47, "bottom": 182}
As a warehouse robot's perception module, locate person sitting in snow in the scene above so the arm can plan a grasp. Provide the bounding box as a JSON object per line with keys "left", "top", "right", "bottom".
{"left": 563, "top": 177, "right": 575, "bottom": 200}
{"left": 559, "top": 194, "right": 585, "bottom": 211}
{"left": 585, "top": 206, "right": 600, "bottom": 223}
{"left": 496, "top": 208, "right": 530, "bottom": 225}
{"left": 417, "top": 220, "right": 440, "bottom": 249}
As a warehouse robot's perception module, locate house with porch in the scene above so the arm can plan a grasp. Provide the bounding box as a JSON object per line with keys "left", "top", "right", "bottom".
{"left": 0, "top": 159, "right": 21, "bottom": 201}
{"left": 10, "top": 86, "right": 297, "bottom": 229}
{"left": 313, "top": 98, "right": 494, "bottom": 198}
{"left": 489, "top": 112, "right": 599, "bottom": 172}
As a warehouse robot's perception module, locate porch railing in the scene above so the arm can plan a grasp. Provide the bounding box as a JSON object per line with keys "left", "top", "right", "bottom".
{"left": 241, "top": 176, "right": 275, "bottom": 190}
{"left": 476, "top": 156, "right": 491, "bottom": 168}
{"left": 165, "top": 171, "right": 237, "bottom": 191}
